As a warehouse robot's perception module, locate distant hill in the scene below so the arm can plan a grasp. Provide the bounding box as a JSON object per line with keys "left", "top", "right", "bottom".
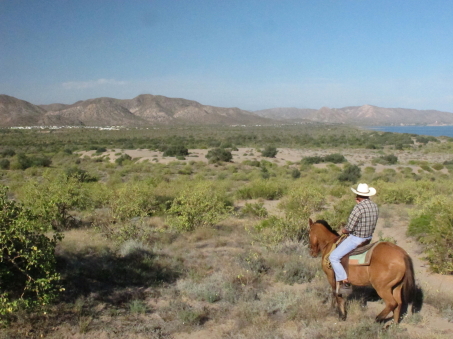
{"left": 0, "top": 94, "right": 271, "bottom": 127}
{"left": 255, "top": 105, "right": 453, "bottom": 126}
{"left": 0, "top": 94, "right": 47, "bottom": 126}
{"left": 3, "top": 94, "right": 453, "bottom": 127}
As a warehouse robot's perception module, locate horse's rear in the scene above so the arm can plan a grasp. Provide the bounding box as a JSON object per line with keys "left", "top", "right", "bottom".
{"left": 365, "top": 242, "right": 415, "bottom": 323}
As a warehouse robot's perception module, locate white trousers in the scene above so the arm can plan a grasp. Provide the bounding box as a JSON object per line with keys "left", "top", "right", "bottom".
{"left": 329, "top": 234, "right": 372, "bottom": 282}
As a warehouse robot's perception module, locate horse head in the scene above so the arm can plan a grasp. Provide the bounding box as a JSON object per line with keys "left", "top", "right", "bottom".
{"left": 308, "top": 218, "right": 320, "bottom": 257}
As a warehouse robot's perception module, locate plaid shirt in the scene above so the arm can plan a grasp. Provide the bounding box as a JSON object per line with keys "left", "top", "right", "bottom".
{"left": 345, "top": 199, "right": 379, "bottom": 238}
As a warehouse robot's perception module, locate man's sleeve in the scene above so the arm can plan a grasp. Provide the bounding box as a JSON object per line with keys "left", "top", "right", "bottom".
{"left": 345, "top": 205, "right": 361, "bottom": 232}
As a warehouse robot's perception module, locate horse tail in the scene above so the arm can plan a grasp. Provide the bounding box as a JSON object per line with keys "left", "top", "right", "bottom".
{"left": 402, "top": 254, "right": 416, "bottom": 304}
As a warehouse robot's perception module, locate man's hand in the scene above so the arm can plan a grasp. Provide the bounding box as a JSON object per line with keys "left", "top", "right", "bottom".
{"left": 341, "top": 228, "right": 350, "bottom": 234}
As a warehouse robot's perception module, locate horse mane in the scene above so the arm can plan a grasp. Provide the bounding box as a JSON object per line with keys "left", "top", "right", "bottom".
{"left": 315, "top": 219, "right": 340, "bottom": 236}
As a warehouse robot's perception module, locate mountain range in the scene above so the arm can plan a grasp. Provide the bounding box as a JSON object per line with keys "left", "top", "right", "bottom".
{"left": 254, "top": 105, "right": 453, "bottom": 126}
{"left": 0, "top": 94, "right": 270, "bottom": 127}
{"left": 1, "top": 94, "right": 453, "bottom": 127}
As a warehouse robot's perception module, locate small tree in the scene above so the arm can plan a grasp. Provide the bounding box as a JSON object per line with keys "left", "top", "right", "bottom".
{"left": 261, "top": 146, "right": 278, "bottom": 158}
{"left": 0, "top": 159, "right": 10, "bottom": 170}
{"left": 338, "top": 164, "right": 361, "bottom": 183}
{"left": 167, "top": 183, "right": 233, "bottom": 232}
{"left": 0, "top": 186, "right": 62, "bottom": 315}
{"left": 206, "top": 148, "right": 232, "bottom": 163}
{"left": 163, "top": 145, "right": 189, "bottom": 157}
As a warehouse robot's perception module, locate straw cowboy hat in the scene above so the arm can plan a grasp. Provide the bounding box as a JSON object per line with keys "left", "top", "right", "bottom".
{"left": 351, "top": 183, "right": 376, "bottom": 196}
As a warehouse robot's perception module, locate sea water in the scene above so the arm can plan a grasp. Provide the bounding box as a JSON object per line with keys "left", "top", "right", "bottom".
{"left": 367, "top": 126, "right": 453, "bottom": 138}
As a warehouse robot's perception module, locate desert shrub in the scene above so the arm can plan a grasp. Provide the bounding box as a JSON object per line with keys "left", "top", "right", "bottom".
{"left": 240, "top": 202, "right": 268, "bottom": 218}
{"left": 167, "top": 182, "right": 233, "bottom": 232}
{"left": 206, "top": 148, "right": 232, "bottom": 163}
{"left": 376, "top": 179, "right": 434, "bottom": 205}
{"left": 236, "top": 179, "right": 286, "bottom": 200}
{"left": 432, "top": 163, "right": 444, "bottom": 171}
{"left": 107, "top": 182, "right": 157, "bottom": 222}
{"left": 273, "top": 254, "right": 318, "bottom": 284}
{"left": 420, "top": 164, "right": 432, "bottom": 172}
{"left": 65, "top": 166, "right": 98, "bottom": 183}
{"left": 316, "top": 195, "right": 356, "bottom": 229}
{"left": 242, "top": 159, "right": 261, "bottom": 167}
{"left": 163, "top": 145, "right": 189, "bottom": 157}
{"left": 407, "top": 214, "right": 431, "bottom": 237}
{"left": 13, "top": 153, "right": 33, "bottom": 170}
{"left": 0, "top": 158, "right": 10, "bottom": 170}
{"left": 253, "top": 184, "right": 324, "bottom": 244}
{"left": 238, "top": 250, "right": 269, "bottom": 274}
{"left": 409, "top": 195, "right": 453, "bottom": 274}
{"left": 115, "top": 153, "right": 132, "bottom": 165}
{"left": 18, "top": 170, "right": 93, "bottom": 230}
{"left": 260, "top": 146, "right": 278, "bottom": 158}
{"left": 301, "top": 156, "right": 323, "bottom": 165}
{"left": 291, "top": 168, "right": 301, "bottom": 179}
{"left": 95, "top": 147, "right": 107, "bottom": 154}
{"left": 323, "top": 153, "right": 346, "bottom": 163}
{"left": 416, "top": 135, "right": 438, "bottom": 144}
{"left": 9, "top": 154, "right": 52, "bottom": 170}
{"left": 0, "top": 186, "right": 62, "bottom": 315}
{"left": 0, "top": 148, "right": 15, "bottom": 157}
{"left": 302, "top": 153, "right": 345, "bottom": 165}
{"left": 31, "top": 156, "right": 52, "bottom": 167}
{"left": 338, "top": 164, "right": 361, "bottom": 183}
{"left": 373, "top": 154, "right": 398, "bottom": 165}
{"left": 278, "top": 184, "right": 325, "bottom": 222}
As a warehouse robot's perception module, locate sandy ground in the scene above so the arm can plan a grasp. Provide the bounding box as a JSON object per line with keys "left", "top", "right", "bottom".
{"left": 79, "top": 147, "right": 451, "bottom": 174}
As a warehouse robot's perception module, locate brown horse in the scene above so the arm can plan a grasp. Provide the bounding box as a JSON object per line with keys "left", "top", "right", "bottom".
{"left": 308, "top": 218, "right": 416, "bottom": 323}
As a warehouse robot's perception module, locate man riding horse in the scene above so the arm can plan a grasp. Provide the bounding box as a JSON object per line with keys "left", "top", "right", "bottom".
{"left": 329, "top": 183, "right": 379, "bottom": 295}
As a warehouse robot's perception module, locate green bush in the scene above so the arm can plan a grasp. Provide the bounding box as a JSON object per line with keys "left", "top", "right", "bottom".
{"left": 240, "top": 202, "right": 268, "bottom": 218}
{"left": 1, "top": 148, "right": 15, "bottom": 157}
{"left": 0, "top": 158, "right": 10, "bottom": 170}
{"left": 323, "top": 153, "right": 346, "bottom": 163}
{"left": 432, "top": 163, "right": 444, "bottom": 171}
{"left": 115, "top": 153, "right": 132, "bottom": 165}
{"left": 302, "top": 153, "right": 346, "bottom": 165}
{"left": 373, "top": 154, "right": 398, "bottom": 165}
{"left": 0, "top": 186, "right": 62, "bottom": 315}
{"left": 163, "top": 145, "right": 189, "bottom": 157}
{"left": 108, "top": 182, "right": 157, "bottom": 222}
{"left": 65, "top": 167, "right": 98, "bottom": 183}
{"left": 167, "top": 182, "right": 233, "bottom": 232}
{"left": 316, "top": 196, "right": 356, "bottom": 229}
{"left": 407, "top": 214, "right": 431, "bottom": 237}
{"left": 261, "top": 146, "right": 278, "bottom": 158}
{"left": 338, "top": 164, "right": 361, "bottom": 183}
{"left": 236, "top": 179, "right": 286, "bottom": 200}
{"left": 206, "top": 148, "right": 232, "bottom": 163}
{"left": 291, "top": 168, "right": 301, "bottom": 179}
{"left": 19, "top": 170, "right": 93, "bottom": 230}
{"left": 301, "top": 156, "right": 323, "bottom": 165}
{"left": 95, "top": 147, "right": 107, "bottom": 154}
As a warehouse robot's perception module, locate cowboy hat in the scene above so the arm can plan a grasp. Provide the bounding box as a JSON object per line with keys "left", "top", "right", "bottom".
{"left": 351, "top": 183, "right": 376, "bottom": 196}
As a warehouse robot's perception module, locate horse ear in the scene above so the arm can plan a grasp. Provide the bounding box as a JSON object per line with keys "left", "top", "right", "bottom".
{"left": 309, "top": 218, "right": 313, "bottom": 226}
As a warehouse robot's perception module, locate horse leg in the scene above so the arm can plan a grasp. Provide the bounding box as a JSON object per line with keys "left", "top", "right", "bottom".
{"left": 392, "top": 283, "right": 403, "bottom": 323}
{"left": 335, "top": 294, "right": 347, "bottom": 320}
{"left": 375, "top": 288, "right": 398, "bottom": 323}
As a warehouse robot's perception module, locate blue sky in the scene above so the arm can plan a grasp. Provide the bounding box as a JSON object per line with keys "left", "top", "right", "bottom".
{"left": 1, "top": 0, "right": 453, "bottom": 112}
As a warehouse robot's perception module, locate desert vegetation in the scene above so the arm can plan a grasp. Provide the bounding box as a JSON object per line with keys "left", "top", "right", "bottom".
{"left": 0, "top": 124, "right": 452, "bottom": 338}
